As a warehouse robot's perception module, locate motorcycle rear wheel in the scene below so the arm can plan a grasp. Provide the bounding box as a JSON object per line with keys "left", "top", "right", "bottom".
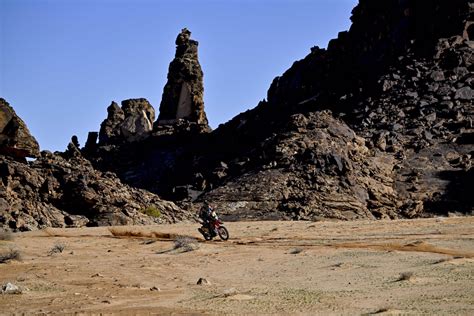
{"left": 217, "top": 226, "right": 229, "bottom": 241}
{"left": 199, "top": 227, "right": 213, "bottom": 240}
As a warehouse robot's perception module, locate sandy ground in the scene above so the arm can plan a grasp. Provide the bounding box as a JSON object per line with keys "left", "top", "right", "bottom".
{"left": 0, "top": 217, "right": 473, "bottom": 315}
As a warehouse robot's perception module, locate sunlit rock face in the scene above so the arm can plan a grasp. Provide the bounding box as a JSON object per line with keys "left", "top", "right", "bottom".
{"left": 157, "top": 28, "right": 208, "bottom": 127}
{"left": 0, "top": 98, "right": 40, "bottom": 159}
{"left": 98, "top": 98, "right": 155, "bottom": 144}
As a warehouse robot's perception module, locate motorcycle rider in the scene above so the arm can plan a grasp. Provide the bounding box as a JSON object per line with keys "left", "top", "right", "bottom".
{"left": 199, "top": 202, "right": 217, "bottom": 237}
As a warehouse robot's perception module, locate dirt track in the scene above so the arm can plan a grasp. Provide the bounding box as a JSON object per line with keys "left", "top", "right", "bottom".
{"left": 1, "top": 217, "right": 473, "bottom": 315}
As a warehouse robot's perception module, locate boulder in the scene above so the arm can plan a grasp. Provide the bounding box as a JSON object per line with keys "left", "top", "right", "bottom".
{"left": 120, "top": 99, "right": 155, "bottom": 142}
{"left": 0, "top": 98, "right": 40, "bottom": 159}
{"left": 1, "top": 283, "right": 22, "bottom": 294}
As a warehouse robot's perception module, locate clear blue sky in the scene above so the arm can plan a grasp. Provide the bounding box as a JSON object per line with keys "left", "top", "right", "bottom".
{"left": 1, "top": 0, "right": 357, "bottom": 151}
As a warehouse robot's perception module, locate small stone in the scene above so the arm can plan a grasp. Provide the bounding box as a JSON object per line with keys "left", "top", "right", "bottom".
{"left": 406, "top": 91, "right": 418, "bottom": 98}
{"left": 150, "top": 286, "right": 161, "bottom": 291}
{"left": 424, "top": 131, "right": 433, "bottom": 140}
{"left": 419, "top": 100, "right": 430, "bottom": 107}
{"left": 197, "top": 278, "right": 211, "bottom": 285}
{"left": 453, "top": 67, "right": 468, "bottom": 78}
{"left": 382, "top": 80, "right": 395, "bottom": 91}
{"left": 430, "top": 70, "right": 445, "bottom": 82}
{"left": 391, "top": 124, "right": 403, "bottom": 131}
{"left": 427, "top": 83, "right": 439, "bottom": 92}
{"left": 425, "top": 113, "right": 437, "bottom": 123}
{"left": 91, "top": 273, "right": 104, "bottom": 278}
{"left": 454, "top": 86, "right": 474, "bottom": 100}
{"left": 1, "top": 282, "right": 22, "bottom": 294}
{"left": 438, "top": 101, "right": 453, "bottom": 110}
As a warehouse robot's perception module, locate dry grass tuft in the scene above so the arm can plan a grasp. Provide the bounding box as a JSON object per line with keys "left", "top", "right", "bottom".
{"left": 48, "top": 243, "right": 65, "bottom": 256}
{"left": 0, "top": 248, "right": 21, "bottom": 263}
{"left": 174, "top": 236, "right": 199, "bottom": 252}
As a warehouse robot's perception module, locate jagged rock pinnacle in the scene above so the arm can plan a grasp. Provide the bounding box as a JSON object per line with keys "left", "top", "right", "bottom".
{"left": 157, "top": 28, "right": 208, "bottom": 126}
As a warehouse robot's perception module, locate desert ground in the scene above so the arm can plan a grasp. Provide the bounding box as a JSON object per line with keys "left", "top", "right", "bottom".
{"left": 1, "top": 217, "right": 473, "bottom": 315}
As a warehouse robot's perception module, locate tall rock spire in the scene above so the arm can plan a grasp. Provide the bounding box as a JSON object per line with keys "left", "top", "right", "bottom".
{"left": 157, "top": 28, "right": 208, "bottom": 126}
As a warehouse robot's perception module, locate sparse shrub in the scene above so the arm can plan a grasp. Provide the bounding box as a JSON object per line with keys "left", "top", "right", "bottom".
{"left": 141, "top": 205, "right": 161, "bottom": 218}
{"left": 396, "top": 271, "right": 414, "bottom": 281}
{"left": 0, "top": 229, "right": 13, "bottom": 241}
{"left": 174, "top": 236, "right": 199, "bottom": 252}
{"left": 289, "top": 248, "right": 303, "bottom": 254}
{"left": 0, "top": 248, "right": 21, "bottom": 263}
{"left": 48, "top": 242, "right": 65, "bottom": 256}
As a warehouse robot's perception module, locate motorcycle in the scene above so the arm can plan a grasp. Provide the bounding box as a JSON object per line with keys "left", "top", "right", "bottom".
{"left": 198, "top": 217, "right": 229, "bottom": 241}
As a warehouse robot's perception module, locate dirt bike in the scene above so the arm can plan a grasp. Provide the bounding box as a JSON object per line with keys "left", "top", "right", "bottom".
{"left": 198, "top": 218, "right": 229, "bottom": 241}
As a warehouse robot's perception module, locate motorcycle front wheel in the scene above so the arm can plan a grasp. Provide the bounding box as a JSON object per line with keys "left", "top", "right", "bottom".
{"left": 217, "top": 226, "right": 229, "bottom": 241}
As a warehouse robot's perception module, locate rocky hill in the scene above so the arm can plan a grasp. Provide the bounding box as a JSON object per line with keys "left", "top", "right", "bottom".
{"left": 0, "top": 100, "right": 189, "bottom": 231}
{"left": 1, "top": 0, "right": 472, "bottom": 229}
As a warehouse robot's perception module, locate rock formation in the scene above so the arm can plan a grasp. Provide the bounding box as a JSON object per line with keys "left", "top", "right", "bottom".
{"left": 0, "top": 147, "right": 189, "bottom": 231}
{"left": 0, "top": 98, "right": 40, "bottom": 159}
{"left": 3, "top": 0, "right": 473, "bottom": 229}
{"left": 99, "top": 98, "right": 155, "bottom": 144}
{"left": 0, "top": 100, "right": 189, "bottom": 231}
{"left": 157, "top": 28, "right": 208, "bottom": 126}
{"left": 80, "top": 1, "right": 472, "bottom": 221}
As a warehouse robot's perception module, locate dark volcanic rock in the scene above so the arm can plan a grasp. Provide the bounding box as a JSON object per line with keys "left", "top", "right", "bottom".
{"left": 157, "top": 28, "right": 209, "bottom": 127}
{"left": 0, "top": 98, "right": 40, "bottom": 159}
